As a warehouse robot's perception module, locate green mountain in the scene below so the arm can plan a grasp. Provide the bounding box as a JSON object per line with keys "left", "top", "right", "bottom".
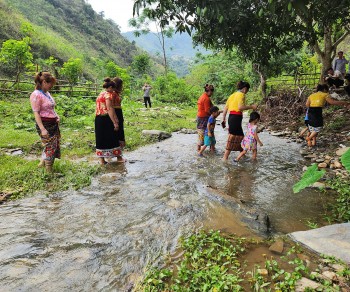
{"left": 122, "top": 31, "right": 209, "bottom": 76}
{"left": 0, "top": 0, "right": 141, "bottom": 80}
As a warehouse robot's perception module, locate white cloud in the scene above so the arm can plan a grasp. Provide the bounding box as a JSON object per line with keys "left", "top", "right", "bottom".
{"left": 86, "top": 0, "right": 135, "bottom": 32}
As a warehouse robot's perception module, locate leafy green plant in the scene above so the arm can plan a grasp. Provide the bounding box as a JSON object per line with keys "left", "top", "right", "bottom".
{"left": 340, "top": 148, "right": 350, "bottom": 172}
{"left": 138, "top": 230, "right": 247, "bottom": 291}
{"left": 293, "top": 164, "right": 326, "bottom": 193}
{"left": 0, "top": 37, "right": 34, "bottom": 84}
{"left": 326, "top": 178, "right": 350, "bottom": 223}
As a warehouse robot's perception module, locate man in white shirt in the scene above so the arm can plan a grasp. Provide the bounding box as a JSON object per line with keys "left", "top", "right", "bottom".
{"left": 333, "top": 51, "right": 348, "bottom": 77}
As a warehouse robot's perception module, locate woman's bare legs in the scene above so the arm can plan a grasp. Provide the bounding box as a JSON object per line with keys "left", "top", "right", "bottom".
{"left": 223, "top": 149, "right": 231, "bottom": 161}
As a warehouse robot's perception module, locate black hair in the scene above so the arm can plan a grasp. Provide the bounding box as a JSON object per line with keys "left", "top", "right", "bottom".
{"left": 112, "top": 77, "right": 123, "bottom": 93}
{"left": 316, "top": 84, "right": 324, "bottom": 92}
{"left": 103, "top": 77, "right": 115, "bottom": 89}
{"left": 237, "top": 81, "right": 250, "bottom": 90}
{"left": 210, "top": 106, "right": 219, "bottom": 114}
{"left": 34, "top": 71, "right": 56, "bottom": 90}
{"left": 204, "top": 84, "right": 215, "bottom": 92}
{"left": 249, "top": 111, "right": 260, "bottom": 123}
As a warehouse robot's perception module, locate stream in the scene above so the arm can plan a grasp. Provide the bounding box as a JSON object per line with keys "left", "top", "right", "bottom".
{"left": 0, "top": 121, "right": 326, "bottom": 291}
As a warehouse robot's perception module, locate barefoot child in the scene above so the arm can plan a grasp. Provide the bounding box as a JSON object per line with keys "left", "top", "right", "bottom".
{"left": 234, "top": 111, "right": 263, "bottom": 162}
{"left": 299, "top": 108, "right": 310, "bottom": 140}
{"left": 198, "top": 106, "right": 220, "bottom": 156}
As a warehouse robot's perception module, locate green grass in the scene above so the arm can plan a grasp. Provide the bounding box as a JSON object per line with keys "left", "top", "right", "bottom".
{"left": 136, "top": 231, "right": 350, "bottom": 291}
{"left": 0, "top": 155, "right": 98, "bottom": 199}
{"left": 0, "top": 94, "right": 197, "bottom": 199}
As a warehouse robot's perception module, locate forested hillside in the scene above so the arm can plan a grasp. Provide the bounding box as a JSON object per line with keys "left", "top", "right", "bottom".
{"left": 0, "top": 0, "right": 142, "bottom": 79}
{"left": 123, "top": 31, "right": 209, "bottom": 76}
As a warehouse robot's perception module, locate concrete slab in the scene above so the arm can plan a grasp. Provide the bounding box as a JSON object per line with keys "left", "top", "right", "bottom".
{"left": 289, "top": 223, "right": 350, "bottom": 264}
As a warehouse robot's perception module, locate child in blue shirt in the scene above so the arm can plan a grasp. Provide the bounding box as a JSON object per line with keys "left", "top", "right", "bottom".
{"left": 299, "top": 108, "right": 310, "bottom": 140}
{"left": 198, "top": 106, "right": 220, "bottom": 156}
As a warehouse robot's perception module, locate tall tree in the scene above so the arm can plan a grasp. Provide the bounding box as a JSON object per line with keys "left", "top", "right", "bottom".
{"left": 133, "top": 0, "right": 350, "bottom": 79}
{"left": 129, "top": 8, "right": 174, "bottom": 76}
{"left": 0, "top": 37, "right": 33, "bottom": 84}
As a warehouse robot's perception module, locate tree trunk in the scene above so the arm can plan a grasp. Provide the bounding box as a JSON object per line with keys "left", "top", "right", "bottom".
{"left": 253, "top": 64, "right": 267, "bottom": 100}
{"left": 313, "top": 26, "right": 337, "bottom": 82}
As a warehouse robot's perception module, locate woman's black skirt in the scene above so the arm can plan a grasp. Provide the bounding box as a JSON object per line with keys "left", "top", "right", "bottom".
{"left": 95, "top": 115, "right": 120, "bottom": 150}
{"left": 228, "top": 114, "right": 244, "bottom": 135}
{"left": 114, "top": 108, "right": 125, "bottom": 142}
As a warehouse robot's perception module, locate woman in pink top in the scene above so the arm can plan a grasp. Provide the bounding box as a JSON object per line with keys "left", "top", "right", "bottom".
{"left": 29, "top": 72, "right": 59, "bottom": 173}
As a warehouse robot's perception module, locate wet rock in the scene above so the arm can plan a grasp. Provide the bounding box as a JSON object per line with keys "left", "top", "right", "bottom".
{"left": 300, "top": 149, "right": 309, "bottom": 155}
{"left": 100, "top": 172, "right": 123, "bottom": 182}
{"left": 269, "top": 240, "right": 284, "bottom": 254}
{"left": 330, "top": 264, "right": 345, "bottom": 273}
{"left": 315, "top": 158, "right": 324, "bottom": 163}
{"left": 179, "top": 128, "right": 197, "bottom": 134}
{"left": 270, "top": 131, "right": 285, "bottom": 136}
{"left": 6, "top": 148, "right": 24, "bottom": 156}
{"left": 257, "top": 268, "right": 268, "bottom": 276}
{"left": 304, "top": 154, "right": 317, "bottom": 159}
{"left": 336, "top": 147, "right": 349, "bottom": 156}
{"left": 311, "top": 182, "right": 326, "bottom": 189}
{"left": 295, "top": 277, "right": 321, "bottom": 291}
{"left": 333, "top": 161, "right": 343, "bottom": 169}
{"left": 322, "top": 270, "right": 337, "bottom": 282}
{"left": 318, "top": 162, "right": 328, "bottom": 168}
{"left": 142, "top": 130, "right": 172, "bottom": 140}
{"left": 302, "top": 166, "right": 308, "bottom": 171}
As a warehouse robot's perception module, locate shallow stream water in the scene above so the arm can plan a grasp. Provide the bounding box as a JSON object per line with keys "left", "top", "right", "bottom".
{"left": 0, "top": 120, "right": 326, "bottom": 291}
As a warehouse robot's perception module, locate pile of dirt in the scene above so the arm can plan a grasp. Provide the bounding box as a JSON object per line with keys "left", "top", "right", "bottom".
{"left": 261, "top": 87, "right": 350, "bottom": 151}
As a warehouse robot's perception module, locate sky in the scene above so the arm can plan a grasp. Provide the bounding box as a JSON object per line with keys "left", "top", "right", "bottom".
{"left": 86, "top": 0, "right": 136, "bottom": 32}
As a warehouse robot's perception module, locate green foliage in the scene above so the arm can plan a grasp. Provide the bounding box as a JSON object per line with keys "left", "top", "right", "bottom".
{"left": 326, "top": 116, "right": 347, "bottom": 131}
{"left": 326, "top": 178, "right": 350, "bottom": 223}
{"left": 134, "top": 0, "right": 350, "bottom": 77}
{"left": 60, "top": 58, "right": 83, "bottom": 85}
{"left": 293, "top": 164, "right": 325, "bottom": 193}
{"left": 340, "top": 148, "right": 350, "bottom": 173}
{"left": 139, "top": 230, "right": 246, "bottom": 291}
{"left": 0, "top": 0, "right": 141, "bottom": 80}
{"left": 131, "top": 53, "right": 151, "bottom": 77}
{"left": 185, "top": 50, "right": 262, "bottom": 104}
{"left": 153, "top": 72, "right": 199, "bottom": 104}
{"left": 0, "top": 38, "right": 33, "bottom": 82}
{"left": 0, "top": 93, "right": 197, "bottom": 198}
{"left": 0, "top": 155, "right": 98, "bottom": 199}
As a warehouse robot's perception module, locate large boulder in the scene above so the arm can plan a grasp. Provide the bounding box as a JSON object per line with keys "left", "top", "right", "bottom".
{"left": 142, "top": 130, "right": 172, "bottom": 140}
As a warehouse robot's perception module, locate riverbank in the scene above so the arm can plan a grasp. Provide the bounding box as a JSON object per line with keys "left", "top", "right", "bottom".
{"left": 0, "top": 96, "right": 197, "bottom": 202}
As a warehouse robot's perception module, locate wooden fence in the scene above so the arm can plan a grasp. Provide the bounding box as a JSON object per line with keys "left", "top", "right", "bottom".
{"left": 268, "top": 68, "right": 321, "bottom": 92}
{"left": 0, "top": 78, "right": 101, "bottom": 98}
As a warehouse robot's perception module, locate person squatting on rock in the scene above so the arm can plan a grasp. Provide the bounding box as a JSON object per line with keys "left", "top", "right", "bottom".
{"left": 30, "top": 72, "right": 60, "bottom": 173}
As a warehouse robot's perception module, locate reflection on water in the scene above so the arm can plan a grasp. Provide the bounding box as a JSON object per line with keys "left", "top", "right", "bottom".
{"left": 0, "top": 120, "right": 325, "bottom": 290}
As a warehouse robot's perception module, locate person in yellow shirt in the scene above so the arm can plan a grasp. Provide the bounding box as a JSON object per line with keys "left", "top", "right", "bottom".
{"left": 306, "top": 84, "right": 350, "bottom": 147}
{"left": 222, "top": 81, "right": 257, "bottom": 161}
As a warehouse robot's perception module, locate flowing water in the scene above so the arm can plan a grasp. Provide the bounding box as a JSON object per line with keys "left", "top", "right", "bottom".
{"left": 0, "top": 120, "right": 326, "bottom": 291}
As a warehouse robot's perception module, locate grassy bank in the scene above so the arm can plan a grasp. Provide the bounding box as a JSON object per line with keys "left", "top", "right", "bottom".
{"left": 136, "top": 230, "right": 350, "bottom": 291}
{"left": 0, "top": 94, "right": 197, "bottom": 199}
